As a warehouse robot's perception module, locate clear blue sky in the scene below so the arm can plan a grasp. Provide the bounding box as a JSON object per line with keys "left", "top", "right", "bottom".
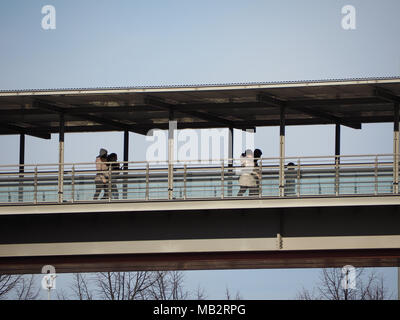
{"left": 0, "top": 0, "right": 399, "bottom": 299}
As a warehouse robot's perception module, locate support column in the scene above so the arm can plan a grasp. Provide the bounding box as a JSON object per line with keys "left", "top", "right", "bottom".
{"left": 58, "top": 114, "right": 65, "bottom": 203}
{"left": 279, "top": 106, "right": 286, "bottom": 197}
{"left": 18, "top": 134, "right": 25, "bottom": 202}
{"left": 123, "top": 130, "right": 129, "bottom": 199}
{"left": 168, "top": 110, "right": 176, "bottom": 200}
{"left": 335, "top": 123, "right": 341, "bottom": 162}
{"left": 394, "top": 103, "right": 399, "bottom": 194}
{"left": 335, "top": 123, "right": 341, "bottom": 196}
{"left": 228, "top": 127, "right": 233, "bottom": 197}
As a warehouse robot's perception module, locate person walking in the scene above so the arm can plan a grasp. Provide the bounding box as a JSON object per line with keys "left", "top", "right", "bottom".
{"left": 107, "top": 153, "right": 120, "bottom": 200}
{"left": 237, "top": 149, "right": 257, "bottom": 196}
{"left": 285, "top": 162, "right": 297, "bottom": 196}
{"left": 93, "top": 148, "right": 109, "bottom": 200}
{"left": 252, "top": 148, "right": 263, "bottom": 196}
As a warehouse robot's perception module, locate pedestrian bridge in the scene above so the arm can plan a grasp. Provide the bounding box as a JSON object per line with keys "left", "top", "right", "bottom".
{"left": 0, "top": 154, "right": 399, "bottom": 274}
{"left": 1, "top": 77, "right": 400, "bottom": 274}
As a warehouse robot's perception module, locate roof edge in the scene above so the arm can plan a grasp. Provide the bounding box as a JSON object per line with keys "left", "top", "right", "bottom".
{"left": 1, "top": 76, "right": 400, "bottom": 96}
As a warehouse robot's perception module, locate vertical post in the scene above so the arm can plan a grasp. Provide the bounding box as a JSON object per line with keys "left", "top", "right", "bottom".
{"left": 34, "top": 166, "right": 38, "bottom": 204}
{"left": 279, "top": 106, "right": 285, "bottom": 197}
{"left": 168, "top": 110, "right": 176, "bottom": 200}
{"left": 71, "top": 165, "right": 75, "bottom": 203}
{"left": 335, "top": 123, "right": 341, "bottom": 163}
{"left": 58, "top": 114, "right": 65, "bottom": 203}
{"left": 145, "top": 162, "right": 149, "bottom": 200}
{"left": 221, "top": 161, "right": 224, "bottom": 199}
{"left": 108, "top": 165, "right": 112, "bottom": 202}
{"left": 335, "top": 123, "right": 341, "bottom": 196}
{"left": 259, "top": 158, "right": 263, "bottom": 198}
{"left": 393, "top": 103, "right": 399, "bottom": 194}
{"left": 18, "top": 134, "right": 25, "bottom": 202}
{"left": 297, "top": 159, "right": 301, "bottom": 197}
{"left": 374, "top": 156, "right": 378, "bottom": 195}
{"left": 183, "top": 164, "right": 187, "bottom": 200}
{"left": 123, "top": 130, "right": 129, "bottom": 199}
{"left": 228, "top": 127, "right": 233, "bottom": 197}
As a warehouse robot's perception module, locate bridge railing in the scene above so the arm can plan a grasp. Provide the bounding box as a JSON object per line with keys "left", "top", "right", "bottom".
{"left": 0, "top": 154, "right": 397, "bottom": 204}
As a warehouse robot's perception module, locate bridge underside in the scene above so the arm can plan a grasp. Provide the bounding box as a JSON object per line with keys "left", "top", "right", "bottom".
{"left": 0, "top": 197, "right": 399, "bottom": 274}
{"left": 1, "top": 249, "right": 400, "bottom": 275}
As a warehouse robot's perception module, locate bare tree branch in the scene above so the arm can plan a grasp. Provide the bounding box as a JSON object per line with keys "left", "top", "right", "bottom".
{"left": 14, "top": 275, "right": 40, "bottom": 300}
{"left": 225, "top": 286, "right": 243, "bottom": 300}
{"left": 0, "top": 275, "right": 21, "bottom": 299}
{"left": 296, "top": 268, "right": 392, "bottom": 300}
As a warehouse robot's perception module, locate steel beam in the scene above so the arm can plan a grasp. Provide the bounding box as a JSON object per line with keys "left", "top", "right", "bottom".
{"left": 0, "top": 123, "right": 50, "bottom": 139}
{"left": 375, "top": 87, "right": 400, "bottom": 104}
{"left": 257, "top": 93, "right": 361, "bottom": 129}
{"left": 144, "top": 96, "right": 237, "bottom": 128}
{"left": 33, "top": 100, "right": 144, "bottom": 135}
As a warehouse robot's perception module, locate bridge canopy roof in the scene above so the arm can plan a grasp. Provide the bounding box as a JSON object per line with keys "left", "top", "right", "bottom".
{"left": 0, "top": 77, "right": 400, "bottom": 138}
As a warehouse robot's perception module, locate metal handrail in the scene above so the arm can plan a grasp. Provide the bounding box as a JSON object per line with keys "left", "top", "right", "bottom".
{"left": 0, "top": 153, "right": 398, "bottom": 205}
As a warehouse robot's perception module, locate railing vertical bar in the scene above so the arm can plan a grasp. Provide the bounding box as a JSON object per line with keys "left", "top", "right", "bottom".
{"left": 145, "top": 163, "right": 149, "bottom": 201}
{"left": 297, "top": 159, "right": 301, "bottom": 197}
{"left": 221, "top": 161, "right": 224, "bottom": 199}
{"left": 375, "top": 156, "right": 378, "bottom": 195}
{"left": 71, "top": 165, "right": 75, "bottom": 203}
{"left": 184, "top": 164, "right": 187, "bottom": 200}
{"left": 335, "top": 156, "right": 339, "bottom": 196}
{"left": 108, "top": 165, "right": 112, "bottom": 202}
{"left": 34, "top": 166, "right": 38, "bottom": 204}
{"left": 259, "top": 159, "right": 263, "bottom": 198}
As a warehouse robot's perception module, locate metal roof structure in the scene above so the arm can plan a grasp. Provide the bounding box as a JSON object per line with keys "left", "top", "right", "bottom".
{"left": 0, "top": 76, "right": 399, "bottom": 139}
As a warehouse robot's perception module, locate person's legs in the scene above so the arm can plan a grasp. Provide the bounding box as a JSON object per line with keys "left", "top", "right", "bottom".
{"left": 249, "top": 186, "right": 258, "bottom": 196}
{"left": 101, "top": 183, "right": 109, "bottom": 200}
{"left": 93, "top": 181, "right": 102, "bottom": 200}
{"left": 111, "top": 184, "right": 119, "bottom": 199}
{"left": 237, "top": 186, "right": 247, "bottom": 196}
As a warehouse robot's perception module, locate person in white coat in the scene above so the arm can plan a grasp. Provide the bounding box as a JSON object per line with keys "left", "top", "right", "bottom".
{"left": 237, "top": 149, "right": 257, "bottom": 196}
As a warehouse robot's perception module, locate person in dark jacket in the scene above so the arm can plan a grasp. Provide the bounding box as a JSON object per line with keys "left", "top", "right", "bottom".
{"left": 285, "top": 162, "right": 297, "bottom": 196}
{"left": 107, "top": 153, "right": 121, "bottom": 200}
{"left": 252, "top": 148, "right": 263, "bottom": 196}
